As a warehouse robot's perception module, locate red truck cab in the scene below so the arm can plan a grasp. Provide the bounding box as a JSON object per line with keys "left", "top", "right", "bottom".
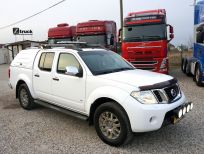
{"left": 122, "top": 9, "right": 174, "bottom": 74}
{"left": 48, "top": 23, "right": 76, "bottom": 44}
{"left": 76, "top": 20, "right": 117, "bottom": 52}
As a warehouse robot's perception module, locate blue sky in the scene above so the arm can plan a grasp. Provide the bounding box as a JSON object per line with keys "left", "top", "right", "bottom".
{"left": 0, "top": 0, "right": 194, "bottom": 46}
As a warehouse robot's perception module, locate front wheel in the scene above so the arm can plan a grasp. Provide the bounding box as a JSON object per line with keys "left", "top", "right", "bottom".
{"left": 94, "top": 102, "right": 133, "bottom": 146}
{"left": 18, "top": 84, "right": 35, "bottom": 110}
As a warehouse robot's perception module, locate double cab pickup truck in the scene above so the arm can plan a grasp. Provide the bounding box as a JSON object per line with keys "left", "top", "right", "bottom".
{"left": 8, "top": 44, "right": 193, "bottom": 146}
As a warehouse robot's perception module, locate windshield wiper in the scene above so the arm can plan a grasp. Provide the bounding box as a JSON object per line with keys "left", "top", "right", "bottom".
{"left": 112, "top": 67, "right": 135, "bottom": 73}
{"left": 144, "top": 36, "right": 162, "bottom": 39}
{"left": 95, "top": 68, "right": 134, "bottom": 75}
{"left": 124, "top": 37, "right": 142, "bottom": 42}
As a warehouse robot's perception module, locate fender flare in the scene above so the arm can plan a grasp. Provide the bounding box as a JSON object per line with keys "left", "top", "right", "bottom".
{"left": 85, "top": 86, "right": 130, "bottom": 115}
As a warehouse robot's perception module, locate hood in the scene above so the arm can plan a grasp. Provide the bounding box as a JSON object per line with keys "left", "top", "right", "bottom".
{"left": 98, "top": 69, "right": 173, "bottom": 88}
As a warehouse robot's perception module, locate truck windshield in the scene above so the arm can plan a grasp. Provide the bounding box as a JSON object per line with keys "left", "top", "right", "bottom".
{"left": 78, "top": 51, "right": 134, "bottom": 75}
{"left": 48, "top": 38, "right": 72, "bottom": 44}
{"left": 77, "top": 35, "right": 106, "bottom": 45}
{"left": 123, "top": 24, "right": 167, "bottom": 42}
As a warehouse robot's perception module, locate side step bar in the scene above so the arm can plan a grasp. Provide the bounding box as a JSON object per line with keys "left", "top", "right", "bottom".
{"left": 34, "top": 100, "right": 88, "bottom": 121}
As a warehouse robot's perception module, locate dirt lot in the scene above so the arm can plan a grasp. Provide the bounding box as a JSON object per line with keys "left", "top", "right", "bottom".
{"left": 0, "top": 64, "right": 203, "bottom": 154}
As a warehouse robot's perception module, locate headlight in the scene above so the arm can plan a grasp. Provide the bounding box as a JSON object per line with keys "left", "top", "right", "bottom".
{"left": 131, "top": 91, "right": 158, "bottom": 104}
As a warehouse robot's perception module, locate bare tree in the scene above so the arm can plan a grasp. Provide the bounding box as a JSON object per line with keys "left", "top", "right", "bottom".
{"left": 188, "top": 35, "right": 194, "bottom": 49}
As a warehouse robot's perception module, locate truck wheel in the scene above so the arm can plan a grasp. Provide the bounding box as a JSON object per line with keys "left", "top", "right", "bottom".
{"left": 18, "top": 84, "right": 35, "bottom": 110}
{"left": 195, "top": 65, "right": 203, "bottom": 86}
{"left": 94, "top": 102, "right": 133, "bottom": 146}
{"left": 181, "top": 58, "right": 186, "bottom": 73}
{"left": 185, "top": 61, "right": 192, "bottom": 76}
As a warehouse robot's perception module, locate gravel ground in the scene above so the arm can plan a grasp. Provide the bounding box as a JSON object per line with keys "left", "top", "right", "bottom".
{"left": 0, "top": 64, "right": 203, "bottom": 154}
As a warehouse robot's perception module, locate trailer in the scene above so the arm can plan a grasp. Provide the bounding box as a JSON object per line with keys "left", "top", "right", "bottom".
{"left": 181, "top": 0, "right": 204, "bottom": 86}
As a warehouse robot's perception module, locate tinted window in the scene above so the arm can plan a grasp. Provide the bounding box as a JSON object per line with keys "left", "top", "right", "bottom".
{"left": 39, "top": 52, "right": 55, "bottom": 71}
{"left": 123, "top": 24, "right": 167, "bottom": 42}
{"left": 77, "top": 35, "right": 106, "bottom": 45}
{"left": 57, "top": 53, "right": 80, "bottom": 74}
{"left": 196, "top": 25, "right": 204, "bottom": 44}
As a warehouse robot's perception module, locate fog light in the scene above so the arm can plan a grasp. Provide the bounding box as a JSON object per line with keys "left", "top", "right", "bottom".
{"left": 190, "top": 103, "right": 193, "bottom": 110}
{"left": 186, "top": 104, "right": 190, "bottom": 113}
{"left": 183, "top": 107, "right": 187, "bottom": 115}
{"left": 178, "top": 109, "right": 183, "bottom": 118}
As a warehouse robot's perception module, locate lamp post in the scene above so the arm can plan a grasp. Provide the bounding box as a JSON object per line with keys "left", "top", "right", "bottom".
{"left": 120, "top": 0, "right": 124, "bottom": 42}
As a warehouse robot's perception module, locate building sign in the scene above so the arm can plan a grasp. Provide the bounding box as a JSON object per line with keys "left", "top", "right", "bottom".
{"left": 13, "top": 28, "right": 33, "bottom": 35}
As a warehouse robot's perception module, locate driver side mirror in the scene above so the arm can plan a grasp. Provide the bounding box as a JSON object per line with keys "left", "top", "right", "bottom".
{"left": 170, "top": 33, "right": 174, "bottom": 39}
{"left": 169, "top": 25, "right": 174, "bottom": 34}
{"left": 65, "top": 66, "right": 83, "bottom": 77}
{"left": 118, "top": 29, "right": 122, "bottom": 43}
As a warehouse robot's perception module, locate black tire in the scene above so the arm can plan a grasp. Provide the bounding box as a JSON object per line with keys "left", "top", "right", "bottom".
{"left": 185, "top": 61, "right": 192, "bottom": 76}
{"left": 94, "top": 102, "right": 133, "bottom": 146}
{"left": 181, "top": 58, "right": 186, "bottom": 74}
{"left": 18, "top": 84, "right": 35, "bottom": 110}
{"left": 194, "top": 65, "right": 203, "bottom": 86}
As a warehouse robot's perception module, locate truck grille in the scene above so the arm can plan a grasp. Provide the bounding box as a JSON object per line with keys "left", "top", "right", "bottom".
{"left": 130, "top": 61, "right": 158, "bottom": 71}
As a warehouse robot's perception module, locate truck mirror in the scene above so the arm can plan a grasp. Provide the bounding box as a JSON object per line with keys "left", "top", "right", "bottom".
{"left": 170, "top": 34, "right": 174, "bottom": 39}
{"left": 118, "top": 29, "right": 122, "bottom": 43}
{"left": 110, "top": 34, "right": 114, "bottom": 45}
{"left": 169, "top": 25, "right": 174, "bottom": 34}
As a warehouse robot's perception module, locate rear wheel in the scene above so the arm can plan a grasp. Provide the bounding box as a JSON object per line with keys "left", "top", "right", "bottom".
{"left": 185, "top": 61, "right": 192, "bottom": 76}
{"left": 94, "top": 102, "right": 133, "bottom": 146}
{"left": 195, "top": 65, "right": 203, "bottom": 86}
{"left": 18, "top": 84, "right": 35, "bottom": 110}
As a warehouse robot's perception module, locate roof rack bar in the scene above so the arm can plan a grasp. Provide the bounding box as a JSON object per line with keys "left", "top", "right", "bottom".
{"left": 40, "top": 42, "right": 106, "bottom": 50}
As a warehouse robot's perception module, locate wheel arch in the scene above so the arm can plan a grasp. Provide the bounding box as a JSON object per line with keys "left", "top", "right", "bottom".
{"left": 88, "top": 97, "right": 130, "bottom": 126}
{"left": 15, "top": 75, "right": 34, "bottom": 99}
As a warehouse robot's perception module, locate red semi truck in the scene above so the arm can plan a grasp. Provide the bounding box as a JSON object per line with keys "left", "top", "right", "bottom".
{"left": 121, "top": 9, "right": 174, "bottom": 74}
{"left": 76, "top": 20, "right": 117, "bottom": 52}
{"left": 48, "top": 23, "right": 76, "bottom": 44}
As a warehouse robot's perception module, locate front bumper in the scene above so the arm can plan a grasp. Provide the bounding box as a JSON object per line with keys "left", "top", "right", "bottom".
{"left": 122, "top": 92, "right": 192, "bottom": 132}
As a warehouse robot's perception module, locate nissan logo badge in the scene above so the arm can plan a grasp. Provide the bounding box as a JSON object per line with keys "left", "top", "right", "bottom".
{"left": 171, "top": 89, "right": 177, "bottom": 97}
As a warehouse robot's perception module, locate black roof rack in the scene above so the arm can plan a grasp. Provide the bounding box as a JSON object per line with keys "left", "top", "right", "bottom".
{"left": 40, "top": 42, "right": 106, "bottom": 51}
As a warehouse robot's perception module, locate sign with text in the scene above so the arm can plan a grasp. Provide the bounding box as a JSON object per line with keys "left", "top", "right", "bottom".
{"left": 13, "top": 28, "right": 33, "bottom": 35}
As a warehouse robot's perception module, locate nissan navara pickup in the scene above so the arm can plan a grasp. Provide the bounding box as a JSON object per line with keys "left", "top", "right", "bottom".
{"left": 8, "top": 44, "right": 193, "bottom": 146}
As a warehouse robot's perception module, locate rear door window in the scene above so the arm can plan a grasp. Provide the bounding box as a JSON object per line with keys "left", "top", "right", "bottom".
{"left": 39, "top": 52, "right": 55, "bottom": 71}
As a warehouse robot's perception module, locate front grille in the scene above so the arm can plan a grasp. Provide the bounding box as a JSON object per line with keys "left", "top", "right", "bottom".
{"left": 131, "top": 61, "right": 158, "bottom": 65}
{"left": 152, "top": 84, "right": 181, "bottom": 104}
{"left": 164, "top": 84, "right": 180, "bottom": 102}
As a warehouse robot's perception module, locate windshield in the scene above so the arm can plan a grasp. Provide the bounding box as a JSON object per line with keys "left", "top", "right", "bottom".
{"left": 123, "top": 24, "right": 167, "bottom": 42}
{"left": 77, "top": 35, "right": 106, "bottom": 45}
{"left": 78, "top": 51, "right": 134, "bottom": 75}
{"left": 48, "top": 38, "right": 72, "bottom": 44}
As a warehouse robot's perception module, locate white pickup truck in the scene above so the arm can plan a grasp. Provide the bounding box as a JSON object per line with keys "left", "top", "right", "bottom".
{"left": 8, "top": 44, "right": 193, "bottom": 146}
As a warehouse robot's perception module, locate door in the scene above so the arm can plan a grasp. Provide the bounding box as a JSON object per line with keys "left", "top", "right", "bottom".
{"left": 51, "top": 53, "right": 86, "bottom": 112}
{"left": 33, "top": 52, "right": 55, "bottom": 101}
